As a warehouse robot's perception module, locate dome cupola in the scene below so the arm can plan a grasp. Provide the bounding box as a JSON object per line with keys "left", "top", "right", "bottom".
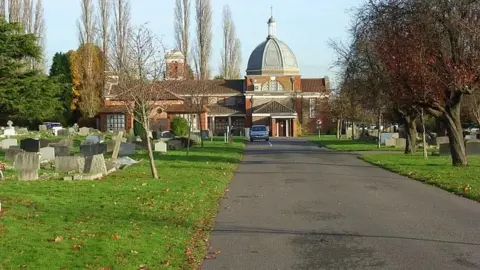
{"left": 246, "top": 13, "right": 299, "bottom": 76}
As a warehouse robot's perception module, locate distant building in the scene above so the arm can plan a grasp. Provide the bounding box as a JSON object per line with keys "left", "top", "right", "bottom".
{"left": 98, "top": 14, "right": 330, "bottom": 136}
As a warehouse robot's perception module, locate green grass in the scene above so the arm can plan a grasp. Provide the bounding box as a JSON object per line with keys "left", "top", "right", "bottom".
{"left": 361, "top": 154, "right": 480, "bottom": 201}
{"left": 0, "top": 139, "right": 244, "bottom": 269}
{"left": 307, "top": 135, "right": 404, "bottom": 152}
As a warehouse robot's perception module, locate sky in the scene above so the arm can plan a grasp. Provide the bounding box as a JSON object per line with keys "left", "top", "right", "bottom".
{"left": 43, "top": 0, "right": 364, "bottom": 83}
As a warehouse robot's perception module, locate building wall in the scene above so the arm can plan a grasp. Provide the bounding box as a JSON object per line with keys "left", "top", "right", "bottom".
{"left": 245, "top": 75, "right": 302, "bottom": 92}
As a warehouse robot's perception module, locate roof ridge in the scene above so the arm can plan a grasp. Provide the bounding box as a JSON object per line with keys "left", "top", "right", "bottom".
{"left": 272, "top": 100, "right": 296, "bottom": 112}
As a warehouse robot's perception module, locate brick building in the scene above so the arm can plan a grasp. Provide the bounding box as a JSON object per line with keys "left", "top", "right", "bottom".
{"left": 98, "top": 15, "right": 330, "bottom": 136}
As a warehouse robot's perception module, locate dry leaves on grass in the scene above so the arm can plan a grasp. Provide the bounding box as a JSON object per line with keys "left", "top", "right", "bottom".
{"left": 72, "top": 244, "right": 82, "bottom": 250}
{"left": 54, "top": 236, "right": 64, "bottom": 243}
{"left": 112, "top": 234, "right": 121, "bottom": 240}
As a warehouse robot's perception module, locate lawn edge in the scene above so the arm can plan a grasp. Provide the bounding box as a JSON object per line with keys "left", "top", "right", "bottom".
{"left": 190, "top": 142, "right": 246, "bottom": 270}
{"left": 358, "top": 155, "right": 480, "bottom": 203}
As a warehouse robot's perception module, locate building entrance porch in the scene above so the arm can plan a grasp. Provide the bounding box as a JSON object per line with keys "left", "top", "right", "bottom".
{"left": 271, "top": 117, "right": 295, "bottom": 137}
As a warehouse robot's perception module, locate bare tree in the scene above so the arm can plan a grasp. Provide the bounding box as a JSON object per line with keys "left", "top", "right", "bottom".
{"left": 465, "top": 92, "right": 480, "bottom": 128}
{"left": 193, "top": 0, "right": 212, "bottom": 79}
{"left": 116, "top": 25, "right": 168, "bottom": 179}
{"left": 0, "top": 0, "right": 6, "bottom": 18}
{"left": 174, "top": 0, "right": 191, "bottom": 78}
{"left": 111, "top": 0, "right": 131, "bottom": 72}
{"left": 32, "top": 0, "right": 45, "bottom": 70}
{"left": 8, "top": 0, "right": 21, "bottom": 22}
{"left": 78, "top": 0, "right": 96, "bottom": 45}
{"left": 220, "top": 5, "right": 241, "bottom": 79}
{"left": 98, "top": 0, "right": 111, "bottom": 69}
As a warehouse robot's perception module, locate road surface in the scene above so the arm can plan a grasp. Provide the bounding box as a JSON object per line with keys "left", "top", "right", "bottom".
{"left": 202, "top": 138, "right": 480, "bottom": 270}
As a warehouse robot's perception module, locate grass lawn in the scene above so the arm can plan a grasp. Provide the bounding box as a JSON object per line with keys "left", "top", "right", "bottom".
{"left": 0, "top": 139, "right": 244, "bottom": 269}
{"left": 361, "top": 154, "right": 480, "bottom": 202}
{"left": 307, "top": 135, "right": 404, "bottom": 152}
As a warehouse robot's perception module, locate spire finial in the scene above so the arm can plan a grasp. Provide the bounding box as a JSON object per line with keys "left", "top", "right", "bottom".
{"left": 267, "top": 6, "right": 276, "bottom": 38}
{"left": 271, "top": 5, "right": 273, "bottom": 17}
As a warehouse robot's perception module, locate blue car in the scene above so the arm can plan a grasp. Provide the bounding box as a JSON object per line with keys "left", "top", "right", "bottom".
{"left": 250, "top": 125, "right": 269, "bottom": 142}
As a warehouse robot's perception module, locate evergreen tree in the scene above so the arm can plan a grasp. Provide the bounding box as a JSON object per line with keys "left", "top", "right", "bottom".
{"left": 49, "top": 51, "right": 75, "bottom": 124}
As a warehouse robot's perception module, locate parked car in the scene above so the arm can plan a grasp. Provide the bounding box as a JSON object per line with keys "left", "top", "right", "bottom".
{"left": 249, "top": 125, "right": 269, "bottom": 142}
{"left": 42, "top": 122, "right": 62, "bottom": 129}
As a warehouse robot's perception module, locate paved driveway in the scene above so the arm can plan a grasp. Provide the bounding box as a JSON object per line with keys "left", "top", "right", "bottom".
{"left": 202, "top": 138, "right": 480, "bottom": 270}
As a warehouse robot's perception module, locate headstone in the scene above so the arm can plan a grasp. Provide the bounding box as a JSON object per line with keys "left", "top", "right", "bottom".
{"left": 439, "top": 143, "right": 450, "bottom": 155}
{"left": 436, "top": 136, "right": 449, "bottom": 146}
{"left": 39, "top": 125, "right": 47, "bottom": 132}
{"left": 7, "top": 120, "right": 13, "bottom": 128}
{"left": 201, "top": 130, "right": 210, "bottom": 140}
{"left": 80, "top": 143, "right": 107, "bottom": 156}
{"left": 466, "top": 140, "right": 480, "bottom": 156}
{"left": 39, "top": 139, "right": 58, "bottom": 148}
{"left": 395, "top": 138, "right": 407, "bottom": 148}
{"left": 5, "top": 148, "right": 24, "bottom": 162}
{"left": 167, "top": 139, "right": 183, "bottom": 150}
{"left": 385, "top": 138, "right": 397, "bottom": 147}
{"left": 118, "top": 143, "right": 136, "bottom": 156}
{"left": 68, "top": 127, "right": 75, "bottom": 133}
{"left": 14, "top": 152, "right": 40, "bottom": 180}
{"left": 58, "top": 139, "right": 74, "bottom": 149}
{"left": 78, "top": 127, "right": 90, "bottom": 136}
{"left": 89, "top": 128, "right": 100, "bottom": 133}
{"left": 20, "top": 138, "right": 41, "bottom": 153}
{"left": 73, "top": 123, "right": 79, "bottom": 132}
{"left": 17, "top": 128, "right": 28, "bottom": 134}
{"left": 55, "top": 156, "right": 81, "bottom": 173}
{"left": 154, "top": 141, "right": 167, "bottom": 153}
{"left": 3, "top": 128, "right": 16, "bottom": 137}
{"left": 49, "top": 144, "right": 71, "bottom": 156}
{"left": 79, "top": 154, "right": 107, "bottom": 175}
{"left": 85, "top": 135, "right": 100, "bottom": 144}
{"left": 1, "top": 138, "right": 18, "bottom": 150}
{"left": 57, "top": 129, "right": 70, "bottom": 137}
{"left": 39, "top": 147, "right": 55, "bottom": 162}
{"left": 112, "top": 131, "right": 124, "bottom": 159}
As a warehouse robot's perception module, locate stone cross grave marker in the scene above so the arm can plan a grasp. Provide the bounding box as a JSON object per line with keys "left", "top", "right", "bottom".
{"left": 15, "top": 152, "right": 40, "bottom": 180}
{"left": 20, "top": 138, "right": 40, "bottom": 153}
{"left": 112, "top": 131, "right": 124, "bottom": 159}
{"left": 7, "top": 120, "right": 13, "bottom": 128}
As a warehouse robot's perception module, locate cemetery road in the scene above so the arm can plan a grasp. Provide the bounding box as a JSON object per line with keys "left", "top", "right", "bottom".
{"left": 201, "top": 138, "right": 480, "bottom": 270}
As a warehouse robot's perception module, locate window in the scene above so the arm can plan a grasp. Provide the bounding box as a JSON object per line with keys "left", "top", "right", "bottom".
{"left": 261, "top": 80, "right": 284, "bottom": 91}
{"left": 309, "top": 98, "right": 317, "bottom": 118}
{"left": 107, "top": 114, "right": 125, "bottom": 131}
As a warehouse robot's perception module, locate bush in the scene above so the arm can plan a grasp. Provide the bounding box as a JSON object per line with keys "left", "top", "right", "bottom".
{"left": 171, "top": 117, "right": 189, "bottom": 136}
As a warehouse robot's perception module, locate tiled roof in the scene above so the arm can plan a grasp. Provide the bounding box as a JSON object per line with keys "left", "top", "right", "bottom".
{"left": 165, "top": 104, "right": 208, "bottom": 113}
{"left": 98, "top": 106, "right": 129, "bottom": 113}
{"left": 207, "top": 104, "right": 245, "bottom": 115}
{"left": 301, "top": 78, "right": 327, "bottom": 93}
{"left": 109, "top": 84, "right": 184, "bottom": 100}
{"left": 253, "top": 101, "right": 296, "bottom": 114}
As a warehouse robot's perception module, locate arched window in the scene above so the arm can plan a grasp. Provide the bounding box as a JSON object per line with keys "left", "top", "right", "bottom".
{"left": 261, "top": 80, "right": 284, "bottom": 91}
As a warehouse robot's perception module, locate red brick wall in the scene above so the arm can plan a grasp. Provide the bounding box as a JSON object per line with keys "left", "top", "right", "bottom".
{"left": 245, "top": 97, "right": 253, "bottom": 127}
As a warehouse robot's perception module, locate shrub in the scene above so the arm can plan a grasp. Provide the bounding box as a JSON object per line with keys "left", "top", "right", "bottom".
{"left": 171, "top": 117, "right": 189, "bottom": 136}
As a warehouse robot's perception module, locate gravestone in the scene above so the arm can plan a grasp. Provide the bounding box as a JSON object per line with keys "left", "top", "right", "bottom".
{"left": 20, "top": 138, "right": 41, "bottom": 153}
{"left": 154, "top": 141, "right": 167, "bottom": 153}
{"left": 3, "top": 128, "right": 15, "bottom": 137}
{"left": 395, "top": 138, "right": 407, "bottom": 148}
{"left": 167, "top": 139, "right": 183, "bottom": 150}
{"left": 436, "top": 136, "right": 449, "bottom": 146}
{"left": 112, "top": 131, "right": 124, "bottom": 159}
{"left": 57, "top": 129, "right": 69, "bottom": 137}
{"left": 73, "top": 123, "right": 79, "bottom": 132}
{"left": 68, "top": 127, "right": 75, "bottom": 133}
{"left": 14, "top": 152, "right": 40, "bottom": 180}
{"left": 439, "top": 143, "right": 450, "bottom": 156}
{"left": 39, "top": 147, "right": 55, "bottom": 162}
{"left": 58, "top": 139, "right": 74, "bottom": 149}
{"left": 85, "top": 135, "right": 101, "bottom": 144}
{"left": 466, "top": 140, "right": 480, "bottom": 155}
{"left": 1, "top": 138, "right": 18, "bottom": 150}
{"left": 80, "top": 143, "right": 107, "bottom": 156}
{"left": 118, "top": 143, "right": 135, "bottom": 156}
{"left": 79, "top": 154, "right": 107, "bottom": 175}
{"left": 17, "top": 128, "right": 28, "bottom": 134}
{"left": 5, "top": 148, "right": 24, "bottom": 162}
{"left": 39, "top": 125, "right": 47, "bottom": 132}
{"left": 55, "top": 156, "right": 81, "bottom": 173}
{"left": 89, "top": 128, "right": 100, "bottom": 133}
{"left": 78, "top": 127, "right": 90, "bottom": 136}
{"left": 49, "top": 143, "right": 71, "bottom": 156}
{"left": 385, "top": 138, "right": 397, "bottom": 147}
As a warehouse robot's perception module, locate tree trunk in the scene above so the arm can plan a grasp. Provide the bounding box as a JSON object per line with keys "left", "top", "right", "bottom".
{"left": 186, "top": 116, "right": 192, "bottom": 156}
{"left": 404, "top": 116, "right": 417, "bottom": 154}
{"left": 336, "top": 119, "right": 341, "bottom": 140}
{"left": 420, "top": 108, "right": 428, "bottom": 160}
{"left": 199, "top": 113, "right": 204, "bottom": 147}
{"left": 143, "top": 121, "right": 158, "bottom": 179}
{"left": 351, "top": 121, "right": 355, "bottom": 141}
{"left": 377, "top": 110, "right": 382, "bottom": 148}
{"left": 442, "top": 101, "right": 467, "bottom": 166}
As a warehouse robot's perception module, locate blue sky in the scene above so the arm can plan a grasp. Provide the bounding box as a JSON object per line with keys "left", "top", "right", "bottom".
{"left": 44, "top": 0, "right": 363, "bottom": 83}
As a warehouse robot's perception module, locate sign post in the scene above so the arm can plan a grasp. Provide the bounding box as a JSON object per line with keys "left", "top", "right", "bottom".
{"left": 316, "top": 119, "right": 323, "bottom": 138}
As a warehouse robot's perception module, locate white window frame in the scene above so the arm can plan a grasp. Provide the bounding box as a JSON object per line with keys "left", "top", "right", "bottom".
{"left": 107, "top": 114, "right": 126, "bottom": 131}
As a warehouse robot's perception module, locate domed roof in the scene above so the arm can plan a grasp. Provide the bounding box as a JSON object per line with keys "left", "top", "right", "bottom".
{"left": 246, "top": 16, "right": 299, "bottom": 76}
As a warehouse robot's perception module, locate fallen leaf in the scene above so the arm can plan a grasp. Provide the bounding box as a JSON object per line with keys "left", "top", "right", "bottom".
{"left": 55, "top": 236, "right": 64, "bottom": 243}
{"left": 72, "top": 244, "right": 82, "bottom": 250}
{"left": 142, "top": 183, "right": 148, "bottom": 186}
{"left": 112, "top": 234, "right": 120, "bottom": 240}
